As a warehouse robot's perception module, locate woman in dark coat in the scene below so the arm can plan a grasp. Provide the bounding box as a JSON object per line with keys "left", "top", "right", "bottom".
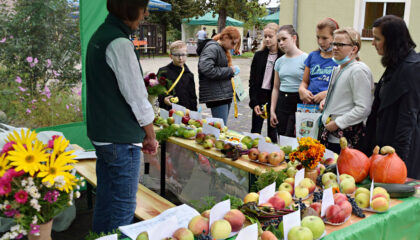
{"left": 367, "top": 15, "right": 420, "bottom": 179}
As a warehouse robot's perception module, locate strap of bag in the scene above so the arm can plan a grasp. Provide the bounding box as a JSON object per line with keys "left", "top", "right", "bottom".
{"left": 165, "top": 66, "right": 185, "bottom": 95}
{"left": 231, "top": 77, "right": 238, "bottom": 118}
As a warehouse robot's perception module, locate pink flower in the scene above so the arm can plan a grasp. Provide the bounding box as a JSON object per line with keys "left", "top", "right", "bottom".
{"left": 31, "top": 99, "right": 37, "bottom": 104}
{"left": 77, "top": 88, "right": 81, "bottom": 96}
{"left": 43, "top": 190, "right": 60, "bottom": 203}
{"left": 52, "top": 70, "right": 60, "bottom": 77}
{"left": 15, "top": 233, "right": 24, "bottom": 239}
{"left": 43, "top": 86, "right": 51, "bottom": 98}
{"left": 30, "top": 224, "right": 40, "bottom": 235}
{"left": 18, "top": 86, "right": 26, "bottom": 92}
{"left": 0, "top": 37, "right": 6, "bottom": 43}
{"left": 0, "top": 182, "right": 11, "bottom": 196}
{"left": 46, "top": 59, "right": 52, "bottom": 68}
{"left": 9, "top": 35, "right": 13, "bottom": 39}
{"left": 33, "top": 58, "right": 38, "bottom": 64}
{"left": 26, "top": 109, "right": 31, "bottom": 114}
{"left": 47, "top": 135, "right": 60, "bottom": 149}
{"left": 26, "top": 56, "right": 33, "bottom": 63}
{"left": 1, "top": 141, "right": 16, "bottom": 155}
{"left": 4, "top": 209, "right": 18, "bottom": 217}
{"left": 30, "top": 63, "right": 36, "bottom": 68}
{"left": 66, "top": 104, "right": 69, "bottom": 110}
{"left": 14, "top": 190, "right": 28, "bottom": 204}
{"left": 149, "top": 73, "right": 156, "bottom": 79}
{"left": 42, "top": 98, "right": 46, "bottom": 102}
{"left": 149, "top": 79, "right": 159, "bottom": 87}
{"left": 15, "top": 76, "right": 22, "bottom": 83}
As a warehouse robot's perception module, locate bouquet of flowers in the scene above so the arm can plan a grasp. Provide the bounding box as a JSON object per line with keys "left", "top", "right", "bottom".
{"left": 143, "top": 72, "right": 172, "bottom": 96}
{"left": 289, "top": 137, "right": 325, "bottom": 169}
{"left": 0, "top": 129, "right": 82, "bottom": 240}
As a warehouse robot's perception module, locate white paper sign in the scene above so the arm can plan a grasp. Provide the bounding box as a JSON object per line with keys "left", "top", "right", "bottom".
{"left": 324, "top": 149, "right": 335, "bottom": 160}
{"left": 243, "top": 132, "right": 264, "bottom": 140}
{"left": 148, "top": 216, "right": 179, "bottom": 240}
{"left": 294, "top": 168, "right": 305, "bottom": 196}
{"left": 209, "top": 200, "right": 230, "bottom": 228}
{"left": 95, "top": 234, "right": 118, "bottom": 240}
{"left": 283, "top": 210, "right": 301, "bottom": 240}
{"left": 174, "top": 114, "right": 182, "bottom": 124}
{"left": 172, "top": 103, "right": 186, "bottom": 112}
{"left": 279, "top": 135, "right": 299, "bottom": 149}
{"left": 206, "top": 117, "right": 225, "bottom": 128}
{"left": 336, "top": 162, "right": 340, "bottom": 185}
{"left": 258, "top": 182, "right": 276, "bottom": 205}
{"left": 189, "top": 111, "right": 202, "bottom": 120}
{"left": 202, "top": 123, "right": 220, "bottom": 139}
{"left": 370, "top": 179, "right": 375, "bottom": 203}
{"left": 258, "top": 141, "right": 280, "bottom": 154}
{"left": 73, "top": 150, "right": 97, "bottom": 160}
{"left": 236, "top": 223, "right": 258, "bottom": 240}
{"left": 321, "top": 187, "right": 334, "bottom": 217}
{"left": 160, "top": 109, "right": 169, "bottom": 119}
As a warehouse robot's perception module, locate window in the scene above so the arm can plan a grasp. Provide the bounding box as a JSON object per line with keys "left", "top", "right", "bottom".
{"left": 354, "top": 0, "right": 411, "bottom": 39}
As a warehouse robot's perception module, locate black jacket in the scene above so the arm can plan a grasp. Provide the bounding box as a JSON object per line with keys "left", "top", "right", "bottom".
{"left": 157, "top": 63, "right": 197, "bottom": 111}
{"left": 197, "top": 40, "right": 235, "bottom": 103}
{"left": 249, "top": 48, "right": 284, "bottom": 109}
{"left": 365, "top": 50, "right": 420, "bottom": 179}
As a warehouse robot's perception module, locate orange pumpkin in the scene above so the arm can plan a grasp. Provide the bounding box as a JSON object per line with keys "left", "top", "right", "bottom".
{"left": 337, "top": 137, "right": 370, "bottom": 183}
{"left": 369, "top": 146, "right": 383, "bottom": 178}
{"left": 370, "top": 146, "right": 407, "bottom": 184}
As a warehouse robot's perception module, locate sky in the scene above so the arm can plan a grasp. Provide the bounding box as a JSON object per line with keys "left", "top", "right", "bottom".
{"left": 259, "top": 0, "right": 280, "bottom": 8}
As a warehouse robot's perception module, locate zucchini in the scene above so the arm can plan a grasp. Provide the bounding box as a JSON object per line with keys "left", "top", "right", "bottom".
{"left": 361, "top": 182, "right": 415, "bottom": 198}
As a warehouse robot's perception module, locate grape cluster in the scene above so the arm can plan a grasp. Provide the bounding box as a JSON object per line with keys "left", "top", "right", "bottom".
{"left": 196, "top": 231, "right": 212, "bottom": 240}
{"left": 261, "top": 217, "right": 282, "bottom": 229}
{"left": 295, "top": 198, "right": 307, "bottom": 211}
{"left": 316, "top": 174, "right": 323, "bottom": 187}
{"left": 347, "top": 195, "right": 366, "bottom": 218}
{"left": 313, "top": 189, "right": 323, "bottom": 202}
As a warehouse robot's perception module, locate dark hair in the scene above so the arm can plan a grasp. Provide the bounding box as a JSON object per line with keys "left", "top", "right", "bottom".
{"left": 107, "top": 0, "right": 149, "bottom": 21}
{"left": 373, "top": 15, "right": 416, "bottom": 67}
{"left": 279, "top": 25, "right": 299, "bottom": 48}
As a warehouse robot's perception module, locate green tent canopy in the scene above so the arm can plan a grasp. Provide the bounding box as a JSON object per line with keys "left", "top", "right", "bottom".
{"left": 182, "top": 12, "right": 243, "bottom": 27}
{"left": 260, "top": 11, "right": 279, "bottom": 24}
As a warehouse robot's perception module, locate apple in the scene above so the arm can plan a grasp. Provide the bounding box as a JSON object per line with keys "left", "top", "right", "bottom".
{"left": 261, "top": 231, "right": 278, "bottom": 240}
{"left": 287, "top": 160, "right": 300, "bottom": 168}
{"left": 287, "top": 167, "right": 297, "bottom": 178}
{"left": 213, "top": 122, "right": 222, "bottom": 129}
{"left": 201, "top": 210, "right": 210, "bottom": 219}
{"left": 333, "top": 193, "right": 348, "bottom": 205}
{"left": 183, "top": 129, "right": 196, "bottom": 139}
{"left": 265, "top": 137, "right": 272, "bottom": 143}
{"left": 215, "top": 140, "right": 225, "bottom": 150}
{"left": 136, "top": 231, "right": 148, "bottom": 240}
{"left": 221, "top": 126, "right": 228, "bottom": 133}
{"left": 295, "top": 185, "right": 309, "bottom": 199}
{"left": 248, "top": 148, "right": 259, "bottom": 160}
{"left": 324, "top": 157, "right": 336, "bottom": 166}
{"left": 372, "top": 187, "right": 388, "bottom": 197}
{"left": 202, "top": 139, "right": 214, "bottom": 149}
{"left": 167, "top": 117, "right": 175, "bottom": 125}
{"left": 223, "top": 209, "right": 245, "bottom": 232}
{"left": 258, "top": 152, "right": 269, "bottom": 163}
{"left": 244, "top": 192, "right": 259, "bottom": 203}
{"left": 195, "top": 132, "right": 206, "bottom": 144}
{"left": 301, "top": 216, "right": 325, "bottom": 239}
{"left": 268, "top": 151, "right": 284, "bottom": 166}
{"left": 299, "top": 178, "right": 316, "bottom": 193}
{"left": 325, "top": 204, "right": 346, "bottom": 223}
{"left": 287, "top": 226, "right": 313, "bottom": 240}
{"left": 210, "top": 219, "right": 231, "bottom": 239}
{"left": 223, "top": 143, "right": 233, "bottom": 151}
{"left": 338, "top": 200, "right": 353, "bottom": 217}
{"left": 241, "top": 136, "right": 253, "bottom": 149}
{"left": 309, "top": 202, "right": 322, "bottom": 216}
{"left": 339, "top": 179, "right": 356, "bottom": 194}
{"left": 355, "top": 192, "right": 370, "bottom": 208}
{"left": 169, "top": 109, "right": 176, "bottom": 117}
{"left": 370, "top": 197, "right": 389, "bottom": 212}
{"left": 339, "top": 174, "right": 355, "bottom": 183}
{"left": 372, "top": 192, "right": 390, "bottom": 201}
{"left": 259, "top": 202, "right": 273, "bottom": 208}
{"left": 175, "top": 110, "right": 184, "bottom": 117}
{"left": 268, "top": 196, "right": 285, "bottom": 210}
{"left": 252, "top": 138, "right": 260, "bottom": 147}
{"left": 317, "top": 164, "right": 326, "bottom": 175}
{"left": 355, "top": 187, "right": 370, "bottom": 197}
{"left": 278, "top": 182, "right": 294, "bottom": 195}
{"left": 322, "top": 172, "right": 337, "bottom": 186}
{"left": 284, "top": 177, "right": 294, "bottom": 186}
{"left": 276, "top": 190, "right": 293, "bottom": 207}
{"left": 172, "top": 228, "right": 194, "bottom": 240}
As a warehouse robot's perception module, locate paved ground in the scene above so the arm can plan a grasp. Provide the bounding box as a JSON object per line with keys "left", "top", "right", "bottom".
{"left": 140, "top": 56, "right": 272, "bottom": 136}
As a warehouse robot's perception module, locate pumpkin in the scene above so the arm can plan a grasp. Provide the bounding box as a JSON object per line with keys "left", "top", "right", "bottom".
{"left": 370, "top": 146, "right": 407, "bottom": 184}
{"left": 369, "top": 146, "right": 383, "bottom": 178}
{"left": 337, "top": 137, "right": 370, "bottom": 183}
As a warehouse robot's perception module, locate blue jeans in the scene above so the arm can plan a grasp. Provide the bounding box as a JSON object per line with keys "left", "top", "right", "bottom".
{"left": 92, "top": 143, "right": 141, "bottom": 234}
{"left": 210, "top": 103, "right": 231, "bottom": 125}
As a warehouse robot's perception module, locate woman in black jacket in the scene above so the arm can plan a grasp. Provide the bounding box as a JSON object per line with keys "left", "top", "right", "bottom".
{"left": 249, "top": 23, "right": 283, "bottom": 142}
{"left": 197, "top": 26, "right": 241, "bottom": 125}
{"left": 367, "top": 15, "right": 420, "bottom": 179}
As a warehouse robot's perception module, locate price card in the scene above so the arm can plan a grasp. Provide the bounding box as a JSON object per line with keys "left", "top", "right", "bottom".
{"left": 171, "top": 103, "right": 186, "bottom": 112}
{"left": 209, "top": 200, "right": 230, "bottom": 228}
{"left": 336, "top": 162, "right": 340, "bottom": 185}
{"left": 321, "top": 187, "right": 334, "bottom": 217}
{"left": 370, "top": 179, "right": 375, "bottom": 203}
{"left": 189, "top": 111, "right": 202, "bottom": 120}
{"left": 279, "top": 135, "right": 299, "bottom": 149}
{"left": 258, "top": 141, "right": 280, "bottom": 154}
{"left": 258, "top": 182, "right": 276, "bottom": 205}
{"left": 173, "top": 114, "right": 182, "bottom": 124}
{"left": 95, "top": 234, "right": 118, "bottom": 240}
{"left": 294, "top": 168, "right": 305, "bottom": 197}
{"left": 236, "top": 223, "right": 258, "bottom": 240}
{"left": 160, "top": 109, "right": 169, "bottom": 119}
{"left": 283, "top": 210, "right": 301, "bottom": 240}
{"left": 324, "top": 148, "right": 335, "bottom": 160}
{"left": 148, "top": 216, "right": 179, "bottom": 240}
{"left": 206, "top": 117, "right": 225, "bottom": 128}
{"left": 202, "top": 123, "right": 220, "bottom": 139}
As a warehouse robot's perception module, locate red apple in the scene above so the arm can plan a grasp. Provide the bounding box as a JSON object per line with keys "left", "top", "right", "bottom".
{"left": 169, "top": 109, "right": 176, "bottom": 117}
{"left": 325, "top": 205, "right": 346, "bottom": 223}
{"left": 182, "top": 116, "right": 191, "bottom": 124}
{"left": 309, "top": 202, "right": 322, "bottom": 216}
{"left": 338, "top": 200, "right": 352, "bottom": 218}
{"left": 268, "top": 151, "right": 284, "bottom": 166}
{"left": 333, "top": 193, "right": 348, "bottom": 205}
{"left": 268, "top": 196, "right": 285, "bottom": 210}
{"left": 248, "top": 148, "right": 259, "bottom": 160}
{"left": 258, "top": 152, "right": 269, "bottom": 163}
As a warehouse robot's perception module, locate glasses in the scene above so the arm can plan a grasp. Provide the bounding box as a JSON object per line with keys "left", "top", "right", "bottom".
{"left": 332, "top": 42, "right": 353, "bottom": 48}
{"left": 171, "top": 53, "right": 187, "bottom": 58}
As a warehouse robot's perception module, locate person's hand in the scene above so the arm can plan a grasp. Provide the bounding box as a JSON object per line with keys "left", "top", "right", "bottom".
{"left": 313, "top": 91, "right": 327, "bottom": 103}
{"left": 254, "top": 105, "right": 262, "bottom": 115}
{"left": 319, "top": 98, "right": 326, "bottom": 111}
{"left": 299, "top": 88, "right": 314, "bottom": 104}
{"left": 325, "top": 120, "right": 339, "bottom": 132}
{"left": 164, "top": 95, "right": 173, "bottom": 106}
{"left": 270, "top": 111, "right": 278, "bottom": 128}
{"left": 233, "top": 65, "right": 240, "bottom": 75}
{"left": 142, "top": 135, "right": 159, "bottom": 155}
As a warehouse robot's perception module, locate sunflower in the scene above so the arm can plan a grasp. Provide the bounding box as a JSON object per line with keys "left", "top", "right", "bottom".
{"left": 7, "top": 140, "right": 48, "bottom": 176}
{"left": 7, "top": 129, "right": 37, "bottom": 147}
{"left": 38, "top": 150, "right": 77, "bottom": 189}
{"left": 50, "top": 136, "right": 74, "bottom": 161}
{"left": 0, "top": 153, "right": 11, "bottom": 177}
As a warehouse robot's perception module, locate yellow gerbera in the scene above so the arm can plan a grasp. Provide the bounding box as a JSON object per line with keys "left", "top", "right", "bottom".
{"left": 7, "top": 140, "right": 49, "bottom": 176}
{"left": 0, "top": 153, "right": 11, "bottom": 177}
{"left": 7, "top": 129, "right": 37, "bottom": 147}
{"left": 38, "top": 150, "right": 77, "bottom": 187}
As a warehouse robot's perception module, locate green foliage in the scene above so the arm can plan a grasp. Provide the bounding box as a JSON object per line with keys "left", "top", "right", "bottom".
{"left": 253, "top": 169, "right": 288, "bottom": 192}
{"left": 155, "top": 127, "right": 177, "bottom": 142}
{"left": 189, "top": 196, "right": 217, "bottom": 213}
{"left": 222, "top": 194, "right": 244, "bottom": 209}
{"left": 85, "top": 230, "right": 121, "bottom": 240}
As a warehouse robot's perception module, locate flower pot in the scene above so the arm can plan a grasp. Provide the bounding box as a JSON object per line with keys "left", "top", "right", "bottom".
{"left": 304, "top": 167, "right": 318, "bottom": 183}
{"left": 28, "top": 220, "right": 53, "bottom": 240}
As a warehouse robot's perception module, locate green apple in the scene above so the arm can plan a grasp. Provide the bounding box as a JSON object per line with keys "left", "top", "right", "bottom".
{"left": 284, "top": 177, "right": 294, "bottom": 186}
{"left": 299, "top": 178, "right": 316, "bottom": 193}
{"left": 278, "top": 182, "right": 294, "bottom": 195}
{"left": 265, "top": 137, "right": 272, "bottom": 143}
{"left": 288, "top": 226, "right": 313, "bottom": 240}
{"left": 221, "top": 126, "right": 228, "bottom": 133}
{"left": 241, "top": 136, "right": 253, "bottom": 149}
{"left": 339, "top": 179, "right": 356, "bottom": 194}
{"left": 322, "top": 172, "right": 337, "bottom": 186}
{"left": 355, "top": 187, "right": 370, "bottom": 197}
{"left": 287, "top": 160, "right": 300, "bottom": 168}
{"left": 339, "top": 174, "right": 355, "bottom": 183}
{"left": 287, "top": 167, "right": 297, "bottom": 178}
{"left": 295, "top": 186, "right": 309, "bottom": 199}
{"left": 372, "top": 187, "right": 388, "bottom": 197}
{"left": 355, "top": 192, "right": 370, "bottom": 208}
{"left": 183, "top": 129, "right": 197, "bottom": 139}
{"left": 252, "top": 138, "right": 260, "bottom": 147}
{"left": 301, "top": 216, "right": 325, "bottom": 239}
{"left": 215, "top": 140, "right": 225, "bottom": 150}
{"left": 175, "top": 110, "right": 184, "bottom": 117}
{"left": 136, "top": 231, "right": 148, "bottom": 240}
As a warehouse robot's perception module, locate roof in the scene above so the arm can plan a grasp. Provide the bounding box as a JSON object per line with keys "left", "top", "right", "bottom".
{"left": 260, "top": 11, "right": 279, "bottom": 24}
{"left": 182, "top": 12, "right": 243, "bottom": 27}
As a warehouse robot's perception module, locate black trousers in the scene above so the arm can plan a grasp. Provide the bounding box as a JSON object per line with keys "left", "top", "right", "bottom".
{"left": 275, "top": 91, "right": 301, "bottom": 137}
{"left": 250, "top": 89, "right": 278, "bottom": 142}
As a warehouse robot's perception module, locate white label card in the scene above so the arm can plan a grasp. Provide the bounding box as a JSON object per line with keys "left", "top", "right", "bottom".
{"left": 206, "top": 117, "right": 225, "bottom": 128}
{"left": 160, "top": 109, "right": 169, "bottom": 119}
{"left": 283, "top": 210, "right": 301, "bottom": 240}
{"left": 202, "top": 123, "right": 220, "bottom": 139}
{"left": 370, "top": 179, "right": 375, "bottom": 203}
{"left": 321, "top": 187, "right": 334, "bottom": 217}
{"left": 95, "top": 234, "right": 118, "bottom": 240}
{"left": 294, "top": 168, "right": 305, "bottom": 197}
{"left": 279, "top": 135, "right": 299, "bottom": 149}
{"left": 258, "top": 141, "right": 280, "bottom": 154}
{"left": 148, "top": 216, "right": 179, "bottom": 240}
{"left": 324, "top": 149, "right": 335, "bottom": 160}
{"left": 172, "top": 103, "right": 186, "bottom": 112}
{"left": 189, "top": 111, "right": 202, "bottom": 120}
{"left": 174, "top": 114, "right": 182, "bottom": 124}
{"left": 236, "top": 223, "right": 258, "bottom": 240}
{"left": 336, "top": 162, "right": 340, "bottom": 185}
{"left": 209, "top": 200, "right": 230, "bottom": 228}
{"left": 258, "top": 182, "right": 276, "bottom": 205}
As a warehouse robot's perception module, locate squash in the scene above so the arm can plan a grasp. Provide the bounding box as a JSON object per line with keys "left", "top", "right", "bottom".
{"left": 369, "top": 146, "right": 383, "bottom": 178}
{"left": 361, "top": 182, "right": 414, "bottom": 198}
{"left": 370, "top": 146, "right": 407, "bottom": 184}
{"left": 337, "top": 137, "right": 370, "bottom": 183}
